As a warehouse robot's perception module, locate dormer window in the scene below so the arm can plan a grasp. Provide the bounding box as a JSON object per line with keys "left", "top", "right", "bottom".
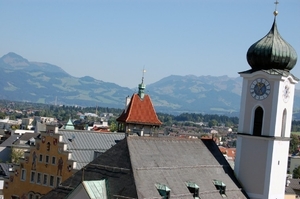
{"left": 213, "top": 179, "right": 226, "bottom": 197}
{"left": 185, "top": 181, "right": 199, "bottom": 198}
{"left": 155, "top": 183, "right": 170, "bottom": 199}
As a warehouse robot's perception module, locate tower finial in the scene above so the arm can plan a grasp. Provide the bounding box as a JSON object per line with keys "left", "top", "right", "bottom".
{"left": 274, "top": 0, "right": 279, "bottom": 16}
{"left": 138, "top": 67, "right": 146, "bottom": 99}
{"left": 142, "top": 67, "right": 146, "bottom": 84}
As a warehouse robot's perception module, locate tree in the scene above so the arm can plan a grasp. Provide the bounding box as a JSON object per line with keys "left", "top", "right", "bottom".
{"left": 0, "top": 112, "right": 5, "bottom": 119}
{"left": 109, "top": 121, "right": 117, "bottom": 132}
{"left": 11, "top": 148, "right": 24, "bottom": 164}
{"left": 108, "top": 117, "right": 118, "bottom": 132}
{"left": 293, "top": 165, "right": 300, "bottom": 178}
{"left": 208, "top": 119, "right": 218, "bottom": 127}
{"left": 289, "top": 134, "right": 300, "bottom": 154}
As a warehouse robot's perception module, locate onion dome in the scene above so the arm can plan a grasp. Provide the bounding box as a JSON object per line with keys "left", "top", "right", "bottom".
{"left": 246, "top": 12, "right": 297, "bottom": 71}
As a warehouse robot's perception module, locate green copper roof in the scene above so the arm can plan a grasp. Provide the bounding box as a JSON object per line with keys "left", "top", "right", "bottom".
{"left": 65, "top": 118, "right": 75, "bottom": 130}
{"left": 83, "top": 180, "right": 107, "bottom": 199}
{"left": 138, "top": 72, "right": 146, "bottom": 99}
{"left": 246, "top": 18, "right": 297, "bottom": 72}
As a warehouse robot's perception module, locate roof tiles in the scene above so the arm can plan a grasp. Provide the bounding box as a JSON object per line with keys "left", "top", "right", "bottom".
{"left": 42, "top": 137, "right": 248, "bottom": 199}
{"left": 117, "top": 94, "right": 162, "bottom": 126}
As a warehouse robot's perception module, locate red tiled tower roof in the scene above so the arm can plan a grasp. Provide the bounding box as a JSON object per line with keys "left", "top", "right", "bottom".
{"left": 117, "top": 94, "right": 162, "bottom": 126}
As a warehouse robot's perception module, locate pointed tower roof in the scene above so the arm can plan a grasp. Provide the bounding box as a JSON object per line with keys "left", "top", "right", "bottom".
{"left": 116, "top": 94, "right": 162, "bottom": 126}
{"left": 117, "top": 72, "right": 162, "bottom": 126}
{"left": 65, "top": 118, "right": 75, "bottom": 130}
{"left": 246, "top": 6, "right": 297, "bottom": 71}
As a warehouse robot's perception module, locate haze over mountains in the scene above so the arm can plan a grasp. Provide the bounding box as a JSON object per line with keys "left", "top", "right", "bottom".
{"left": 0, "top": 52, "right": 299, "bottom": 116}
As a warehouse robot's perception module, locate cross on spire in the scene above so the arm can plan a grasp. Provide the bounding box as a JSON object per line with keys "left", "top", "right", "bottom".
{"left": 274, "top": 0, "right": 279, "bottom": 9}
{"left": 274, "top": 0, "right": 279, "bottom": 16}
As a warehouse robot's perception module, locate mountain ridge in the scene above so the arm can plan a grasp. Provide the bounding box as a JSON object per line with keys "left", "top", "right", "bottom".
{"left": 0, "top": 52, "right": 299, "bottom": 116}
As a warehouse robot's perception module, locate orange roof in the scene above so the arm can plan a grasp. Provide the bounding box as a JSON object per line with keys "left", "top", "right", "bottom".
{"left": 117, "top": 94, "right": 162, "bottom": 126}
{"left": 219, "top": 146, "right": 236, "bottom": 160}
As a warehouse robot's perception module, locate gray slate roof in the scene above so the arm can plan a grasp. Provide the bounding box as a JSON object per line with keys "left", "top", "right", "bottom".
{"left": 58, "top": 130, "right": 125, "bottom": 169}
{"left": 0, "top": 135, "right": 20, "bottom": 147}
{"left": 0, "top": 163, "right": 11, "bottom": 177}
{"left": 286, "top": 178, "right": 300, "bottom": 195}
{"left": 42, "top": 137, "right": 248, "bottom": 199}
{"left": 129, "top": 137, "right": 247, "bottom": 199}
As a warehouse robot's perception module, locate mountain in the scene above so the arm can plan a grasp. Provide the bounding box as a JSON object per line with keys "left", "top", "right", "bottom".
{"left": 146, "top": 75, "right": 242, "bottom": 114}
{"left": 0, "top": 52, "right": 299, "bottom": 116}
{"left": 0, "top": 52, "right": 133, "bottom": 108}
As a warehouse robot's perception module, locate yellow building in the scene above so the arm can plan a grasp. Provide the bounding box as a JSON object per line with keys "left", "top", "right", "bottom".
{"left": 3, "top": 123, "right": 125, "bottom": 199}
{"left": 4, "top": 125, "right": 75, "bottom": 199}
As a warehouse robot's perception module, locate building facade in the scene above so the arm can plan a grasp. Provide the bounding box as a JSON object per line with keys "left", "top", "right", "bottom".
{"left": 4, "top": 125, "right": 75, "bottom": 199}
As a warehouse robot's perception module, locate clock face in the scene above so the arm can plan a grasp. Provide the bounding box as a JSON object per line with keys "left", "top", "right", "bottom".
{"left": 250, "top": 78, "right": 271, "bottom": 100}
{"left": 282, "top": 80, "right": 290, "bottom": 103}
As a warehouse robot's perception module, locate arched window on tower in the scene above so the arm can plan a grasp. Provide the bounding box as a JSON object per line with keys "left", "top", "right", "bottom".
{"left": 281, "top": 109, "right": 287, "bottom": 137}
{"left": 253, "top": 107, "right": 263, "bottom": 136}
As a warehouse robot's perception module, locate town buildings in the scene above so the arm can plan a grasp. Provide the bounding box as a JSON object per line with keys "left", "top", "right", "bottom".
{"left": 3, "top": 123, "right": 125, "bottom": 198}
{"left": 2, "top": 3, "right": 299, "bottom": 199}
{"left": 44, "top": 5, "right": 298, "bottom": 199}
{"left": 41, "top": 78, "right": 248, "bottom": 199}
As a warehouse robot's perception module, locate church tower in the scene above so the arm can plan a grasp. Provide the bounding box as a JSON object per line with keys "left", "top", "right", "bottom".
{"left": 234, "top": 4, "right": 298, "bottom": 199}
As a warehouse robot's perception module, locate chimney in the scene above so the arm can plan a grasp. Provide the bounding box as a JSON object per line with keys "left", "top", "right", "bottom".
{"left": 124, "top": 96, "right": 131, "bottom": 113}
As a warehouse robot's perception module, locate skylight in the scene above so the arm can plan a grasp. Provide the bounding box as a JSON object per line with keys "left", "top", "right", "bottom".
{"left": 155, "top": 183, "right": 171, "bottom": 199}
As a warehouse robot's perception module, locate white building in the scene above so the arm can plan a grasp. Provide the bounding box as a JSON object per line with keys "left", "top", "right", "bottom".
{"left": 234, "top": 8, "right": 298, "bottom": 199}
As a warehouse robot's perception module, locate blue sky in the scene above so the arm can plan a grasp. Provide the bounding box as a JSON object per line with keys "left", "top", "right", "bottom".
{"left": 1, "top": 0, "right": 299, "bottom": 88}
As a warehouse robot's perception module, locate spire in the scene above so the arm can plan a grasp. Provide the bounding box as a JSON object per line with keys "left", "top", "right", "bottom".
{"left": 65, "top": 118, "right": 75, "bottom": 130}
{"left": 246, "top": 1, "right": 297, "bottom": 71}
{"left": 138, "top": 69, "right": 146, "bottom": 99}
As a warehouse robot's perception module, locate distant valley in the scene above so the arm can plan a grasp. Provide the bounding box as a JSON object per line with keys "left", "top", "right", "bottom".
{"left": 0, "top": 52, "right": 300, "bottom": 117}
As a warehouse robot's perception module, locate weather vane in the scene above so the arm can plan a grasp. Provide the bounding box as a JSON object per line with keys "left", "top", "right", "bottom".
{"left": 274, "top": 0, "right": 279, "bottom": 16}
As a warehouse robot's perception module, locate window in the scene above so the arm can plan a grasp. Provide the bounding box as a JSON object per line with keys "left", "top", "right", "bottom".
{"left": 50, "top": 175, "right": 54, "bottom": 187}
{"left": 39, "top": 154, "right": 43, "bottom": 162}
{"left": 30, "top": 171, "right": 35, "bottom": 183}
{"left": 52, "top": 156, "right": 56, "bottom": 165}
{"left": 281, "top": 109, "right": 287, "bottom": 137}
{"left": 37, "top": 173, "right": 41, "bottom": 184}
{"left": 43, "top": 174, "right": 48, "bottom": 186}
{"left": 186, "top": 181, "right": 199, "bottom": 198}
{"left": 47, "top": 142, "right": 51, "bottom": 151}
{"left": 56, "top": 176, "right": 61, "bottom": 187}
{"left": 93, "top": 151, "right": 102, "bottom": 159}
{"left": 21, "top": 169, "right": 26, "bottom": 181}
{"left": 213, "top": 179, "right": 226, "bottom": 197}
{"left": 28, "top": 193, "right": 33, "bottom": 199}
{"left": 155, "top": 183, "right": 170, "bottom": 199}
{"left": 253, "top": 107, "right": 263, "bottom": 136}
{"left": 45, "top": 155, "right": 49, "bottom": 164}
